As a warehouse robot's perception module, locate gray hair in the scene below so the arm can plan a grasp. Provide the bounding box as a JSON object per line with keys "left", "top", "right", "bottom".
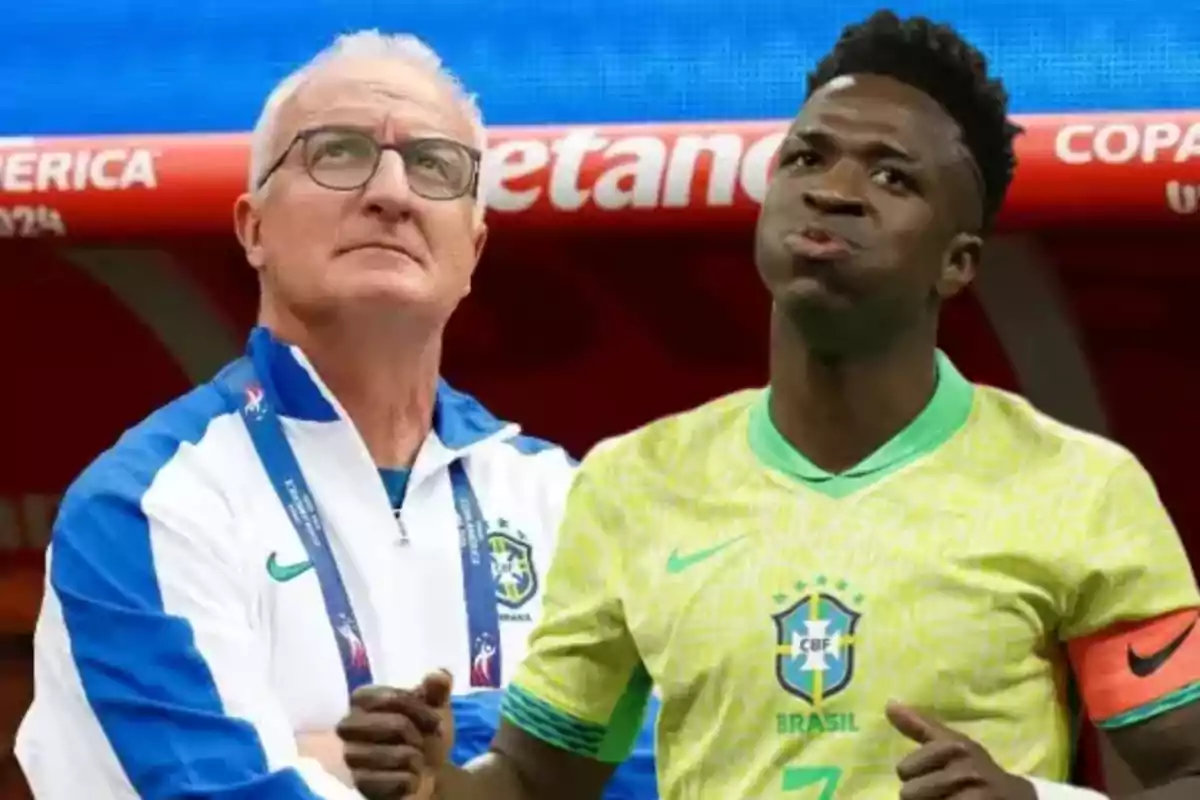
{"left": 247, "top": 30, "right": 487, "bottom": 210}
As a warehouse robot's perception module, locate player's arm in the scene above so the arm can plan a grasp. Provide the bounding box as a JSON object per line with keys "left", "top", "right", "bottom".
{"left": 442, "top": 456, "right": 649, "bottom": 800}
{"left": 19, "top": 465, "right": 362, "bottom": 799}
{"left": 1062, "top": 455, "right": 1200, "bottom": 798}
{"left": 431, "top": 724, "right": 615, "bottom": 799}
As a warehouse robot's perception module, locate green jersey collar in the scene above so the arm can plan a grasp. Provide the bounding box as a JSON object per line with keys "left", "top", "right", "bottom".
{"left": 749, "top": 350, "right": 974, "bottom": 484}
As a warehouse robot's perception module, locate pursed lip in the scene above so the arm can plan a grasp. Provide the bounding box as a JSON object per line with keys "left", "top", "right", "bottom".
{"left": 339, "top": 241, "right": 424, "bottom": 264}
{"left": 783, "top": 223, "right": 863, "bottom": 261}
{"left": 793, "top": 222, "right": 863, "bottom": 249}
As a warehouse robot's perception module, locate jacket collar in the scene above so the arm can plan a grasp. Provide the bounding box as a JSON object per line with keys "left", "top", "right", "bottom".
{"left": 245, "top": 325, "right": 517, "bottom": 455}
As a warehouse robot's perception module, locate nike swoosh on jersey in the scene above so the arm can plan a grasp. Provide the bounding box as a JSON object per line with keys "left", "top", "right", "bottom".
{"left": 666, "top": 536, "right": 747, "bottom": 574}
{"left": 266, "top": 553, "right": 315, "bottom": 583}
{"left": 1127, "top": 617, "right": 1198, "bottom": 677}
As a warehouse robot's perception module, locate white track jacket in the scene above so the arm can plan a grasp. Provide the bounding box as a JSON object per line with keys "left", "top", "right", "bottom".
{"left": 15, "top": 327, "right": 579, "bottom": 799}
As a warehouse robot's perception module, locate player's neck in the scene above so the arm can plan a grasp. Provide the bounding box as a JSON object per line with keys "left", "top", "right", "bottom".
{"left": 768, "top": 315, "right": 938, "bottom": 474}
{"left": 263, "top": 307, "right": 441, "bottom": 469}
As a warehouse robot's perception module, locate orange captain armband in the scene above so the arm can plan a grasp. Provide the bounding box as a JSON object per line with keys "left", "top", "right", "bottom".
{"left": 1067, "top": 608, "right": 1200, "bottom": 729}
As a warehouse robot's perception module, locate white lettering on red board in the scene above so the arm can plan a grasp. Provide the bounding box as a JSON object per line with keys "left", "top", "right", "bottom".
{"left": 0, "top": 205, "right": 66, "bottom": 238}
{"left": 1055, "top": 121, "right": 1200, "bottom": 165}
{"left": 482, "top": 128, "right": 786, "bottom": 212}
{"left": 0, "top": 148, "right": 158, "bottom": 192}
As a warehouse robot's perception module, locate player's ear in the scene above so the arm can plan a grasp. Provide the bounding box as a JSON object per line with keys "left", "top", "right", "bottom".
{"left": 234, "top": 193, "right": 267, "bottom": 272}
{"left": 936, "top": 232, "right": 981, "bottom": 300}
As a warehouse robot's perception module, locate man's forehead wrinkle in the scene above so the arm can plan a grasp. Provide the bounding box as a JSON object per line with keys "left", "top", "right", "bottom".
{"left": 293, "top": 80, "right": 432, "bottom": 117}
{"left": 303, "top": 79, "right": 441, "bottom": 107}
{"left": 290, "top": 65, "right": 468, "bottom": 133}
{"left": 276, "top": 67, "right": 472, "bottom": 147}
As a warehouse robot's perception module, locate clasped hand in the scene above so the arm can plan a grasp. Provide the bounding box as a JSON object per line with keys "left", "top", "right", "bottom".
{"left": 335, "top": 671, "right": 455, "bottom": 799}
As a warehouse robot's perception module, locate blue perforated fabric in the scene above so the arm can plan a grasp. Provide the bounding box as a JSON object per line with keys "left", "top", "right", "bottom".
{"left": 2, "top": 1, "right": 1197, "bottom": 135}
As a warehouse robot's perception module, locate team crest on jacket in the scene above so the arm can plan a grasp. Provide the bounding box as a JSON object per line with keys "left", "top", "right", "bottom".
{"left": 488, "top": 520, "right": 538, "bottom": 610}
{"left": 773, "top": 583, "right": 861, "bottom": 706}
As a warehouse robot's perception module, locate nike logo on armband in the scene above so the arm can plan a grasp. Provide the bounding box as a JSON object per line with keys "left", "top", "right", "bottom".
{"left": 266, "top": 553, "right": 315, "bottom": 583}
{"left": 666, "top": 536, "right": 748, "bottom": 575}
{"left": 1126, "top": 617, "right": 1198, "bottom": 678}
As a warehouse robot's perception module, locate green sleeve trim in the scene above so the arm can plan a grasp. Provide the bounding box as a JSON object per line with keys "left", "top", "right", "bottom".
{"left": 501, "top": 684, "right": 608, "bottom": 758}
{"left": 1096, "top": 680, "right": 1200, "bottom": 730}
{"left": 501, "top": 667, "right": 653, "bottom": 764}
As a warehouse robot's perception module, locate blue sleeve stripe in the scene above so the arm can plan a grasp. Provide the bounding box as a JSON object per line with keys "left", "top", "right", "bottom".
{"left": 447, "top": 690, "right": 504, "bottom": 767}
{"left": 52, "top": 383, "right": 319, "bottom": 800}
{"left": 504, "top": 435, "right": 578, "bottom": 465}
{"left": 451, "top": 689, "right": 661, "bottom": 800}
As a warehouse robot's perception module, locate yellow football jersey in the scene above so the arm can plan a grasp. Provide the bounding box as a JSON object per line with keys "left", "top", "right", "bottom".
{"left": 502, "top": 352, "right": 1200, "bottom": 799}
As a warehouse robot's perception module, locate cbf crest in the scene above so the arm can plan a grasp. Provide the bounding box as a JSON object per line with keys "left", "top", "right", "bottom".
{"left": 773, "top": 581, "right": 862, "bottom": 706}
{"left": 488, "top": 520, "right": 538, "bottom": 610}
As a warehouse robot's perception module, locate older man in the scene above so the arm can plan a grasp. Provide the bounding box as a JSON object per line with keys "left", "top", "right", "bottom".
{"left": 15, "top": 30, "right": 655, "bottom": 799}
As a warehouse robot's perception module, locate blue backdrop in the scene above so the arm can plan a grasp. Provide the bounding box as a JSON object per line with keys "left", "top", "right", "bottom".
{"left": 3, "top": 0, "right": 1197, "bottom": 135}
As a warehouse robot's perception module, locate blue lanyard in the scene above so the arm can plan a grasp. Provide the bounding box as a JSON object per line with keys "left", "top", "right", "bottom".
{"left": 449, "top": 460, "right": 503, "bottom": 689}
{"left": 216, "top": 357, "right": 503, "bottom": 695}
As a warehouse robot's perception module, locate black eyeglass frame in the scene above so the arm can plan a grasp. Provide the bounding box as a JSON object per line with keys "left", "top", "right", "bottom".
{"left": 255, "top": 125, "right": 482, "bottom": 200}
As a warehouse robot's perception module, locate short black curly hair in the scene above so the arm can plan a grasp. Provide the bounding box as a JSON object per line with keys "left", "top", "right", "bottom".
{"left": 807, "top": 10, "right": 1022, "bottom": 231}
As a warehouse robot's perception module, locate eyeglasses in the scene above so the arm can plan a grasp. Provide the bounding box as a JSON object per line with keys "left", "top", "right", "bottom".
{"left": 256, "top": 126, "right": 481, "bottom": 200}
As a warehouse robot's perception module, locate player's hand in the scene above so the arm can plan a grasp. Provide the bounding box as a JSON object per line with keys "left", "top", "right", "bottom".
{"left": 887, "top": 701, "right": 1037, "bottom": 800}
{"left": 336, "top": 671, "right": 456, "bottom": 799}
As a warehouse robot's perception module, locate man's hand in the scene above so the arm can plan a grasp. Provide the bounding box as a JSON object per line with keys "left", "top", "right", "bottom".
{"left": 887, "top": 701, "right": 1038, "bottom": 800}
{"left": 336, "top": 671, "right": 456, "bottom": 799}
